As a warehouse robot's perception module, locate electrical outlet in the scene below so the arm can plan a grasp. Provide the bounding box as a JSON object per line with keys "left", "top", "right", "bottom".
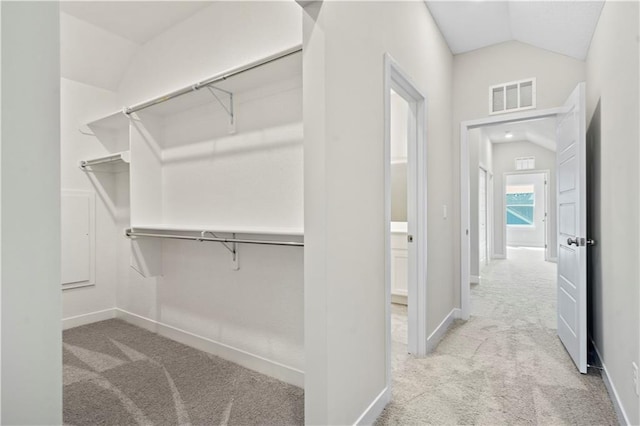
{"left": 633, "top": 362, "right": 639, "bottom": 396}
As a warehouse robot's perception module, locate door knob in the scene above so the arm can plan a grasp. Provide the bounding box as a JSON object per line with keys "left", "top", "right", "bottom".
{"left": 567, "top": 237, "right": 579, "bottom": 246}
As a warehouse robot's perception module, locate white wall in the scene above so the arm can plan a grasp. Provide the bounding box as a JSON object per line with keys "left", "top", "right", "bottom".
{"left": 492, "top": 141, "right": 556, "bottom": 259}
{"left": 112, "top": 1, "right": 305, "bottom": 385}
{"left": 390, "top": 91, "right": 409, "bottom": 222}
{"left": 61, "top": 78, "right": 120, "bottom": 325}
{"left": 453, "top": 41, "right": 585, "bottom": 305}
{"left": 505, "top": 172, "right": 546, "bottom": 248}
{"left": 1, "top": 2, "right": 61, "bottom": 423}
{"left": 303, "top": 2, "right": 453, "bottom": 423}
{"left": 586, "top": 1, "right": 639, "bottom": 423}
{"left": 117, "top": 2, "right": 302, "bottom": 107}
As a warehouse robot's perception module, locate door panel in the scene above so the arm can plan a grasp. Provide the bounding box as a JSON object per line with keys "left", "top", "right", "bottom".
{"left": 556, "top": 82, "right": 587, "bottom": 373}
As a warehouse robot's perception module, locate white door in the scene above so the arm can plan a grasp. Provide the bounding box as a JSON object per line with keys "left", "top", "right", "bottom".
{"left": 556, "top": 82, "right": 587, "bottom": 373}
{"left": 479, "top": 168, "right": 487, "bottom": 267}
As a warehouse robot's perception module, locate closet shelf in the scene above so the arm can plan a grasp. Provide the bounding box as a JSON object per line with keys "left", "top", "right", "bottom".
{"left": 85, "top": 110, "right": 129, "bottom": 133}
{"left": 80, "top": 151, "right": 130, "bottom": 173}
{"left": 129, "top": 224, "right": 304, "bottom": 237}
{"left": 126, "top": 225, "right": 304, "bottom": 247}
{"left": 126, "top": 49, "right": 302, "bottom": 118}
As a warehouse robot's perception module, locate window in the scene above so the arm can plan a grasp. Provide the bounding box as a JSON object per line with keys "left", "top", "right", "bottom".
{"left": 489, "top": 78, "right": 536, "bottom": 114}
{"left": 506, "top": 184, "right": 535, "bottom": 226}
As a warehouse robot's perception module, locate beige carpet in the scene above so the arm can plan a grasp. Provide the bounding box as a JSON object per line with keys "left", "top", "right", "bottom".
{"left": 377, "top": 247, "right": 619, "bottom": 425}
{"left": 63, "top": 319, "right": 303, "bottom": 425}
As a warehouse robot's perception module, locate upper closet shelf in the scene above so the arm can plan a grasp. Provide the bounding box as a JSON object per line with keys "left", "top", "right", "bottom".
{"left": 80, "top": 151, "right": 130, "bottom": 173}
{"left": 125, "top": 46, "right": 302, "bottom": 118}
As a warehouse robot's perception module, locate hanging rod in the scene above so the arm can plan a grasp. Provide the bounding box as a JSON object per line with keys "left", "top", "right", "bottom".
{"left": 125, "top": 228, "right": 304, "bottom": 247}
{"left": 124, "top": 45, "right": 302, "bottom": 115}
{"left": 80, "top": 152, "right": 130, "bottom": 169}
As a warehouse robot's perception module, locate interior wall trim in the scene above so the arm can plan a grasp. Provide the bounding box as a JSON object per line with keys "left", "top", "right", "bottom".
{"left": 62, "top": 308, "right": 117, "bottom": 330}
{"left": 426, "top": 308, "right": 461, "bottom": 353}
{"left": 353, "top": 386, "right": 391, "bottom": 426}
{"left": 591, "top": 339, "right": 631, "bottom": 425}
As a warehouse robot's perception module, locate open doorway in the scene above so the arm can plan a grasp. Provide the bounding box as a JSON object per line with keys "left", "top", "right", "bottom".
{"left": 504, "top": 171, "right": 549, "bottom": 258}
{"left": 461, "top": 110, "right": 561, "bottom": 318}
{"left": 384, "top": 55, "right": 428, "bottom": 385}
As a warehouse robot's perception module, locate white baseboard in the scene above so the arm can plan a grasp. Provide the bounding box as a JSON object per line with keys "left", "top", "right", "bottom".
{"left": 391, "top": 293, "right": 407, "bottom": 305}
{"left": 548, "top": 257, "right": 558, "bottom": 263}
{"left": 115, "top": 308, "right": 304, "bottom": 388}
{"left": 507, "top": 243, "right": 545, "bottom": 248}
{"left": 114, "top": 308, "right": 159, "bottom": 333}
{"left": 426, "top": 308, "right": 460, "bottom": 353}
{"left": 470, "top": 275, "right": 480, "bottom": 284}
{"left": 353, "top": 386, "right": 391, "bottom": 425}
{"left": 62, "top": 308, "right": 116, "bottom": 330}
{"left": 591, "top": 340, "right": 631, "bottom": 425}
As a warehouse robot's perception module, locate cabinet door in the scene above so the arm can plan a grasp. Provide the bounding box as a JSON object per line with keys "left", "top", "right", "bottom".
{"left": 61, "top": 190, "right": 95, "bottom": 287}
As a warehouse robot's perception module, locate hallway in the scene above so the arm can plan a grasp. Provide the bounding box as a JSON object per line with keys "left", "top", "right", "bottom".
{"left": 377, "top": 247, "right": 619, "bottom": 425}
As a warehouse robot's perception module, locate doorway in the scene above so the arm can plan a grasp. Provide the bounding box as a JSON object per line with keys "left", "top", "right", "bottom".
{"left": 384, "top": 54, "right": 428, "bottom": 387}
{"left": 460, "top": 108, "right": 561, "bottom": 319}
{"left": 504, "top": 171, "right": 549, "bottom": 258}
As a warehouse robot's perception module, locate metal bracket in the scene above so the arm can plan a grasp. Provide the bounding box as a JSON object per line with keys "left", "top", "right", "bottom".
{"left": 205, "top": 85, "right": 235, "bottom": 134}
{"left": 200, "top": 231, "right": 239, "bottom": 270}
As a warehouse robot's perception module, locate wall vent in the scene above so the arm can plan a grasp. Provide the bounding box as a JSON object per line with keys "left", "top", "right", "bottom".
{"left": 490, "top": 78, "right": 536, "bottom": 115}
{"left": 515, "top": 156, "right": 535, "bottom": 170}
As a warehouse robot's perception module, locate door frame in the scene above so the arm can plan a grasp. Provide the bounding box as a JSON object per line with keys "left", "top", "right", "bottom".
{"left": 502, "top": 170, "right": 550, "bottom": 257}
{"left": 460, "top": 107, "right": 561, "bottom": 319}
{"left": 478, "top": 165, "right": 489, "bottom": 269}
{"left": 384, "top": 53, "right": 428, "bottom": 385}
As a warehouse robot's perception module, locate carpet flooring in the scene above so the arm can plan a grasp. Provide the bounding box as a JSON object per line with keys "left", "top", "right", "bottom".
{"left": 63, "top": 319, "right": 304, "bottom": 426}
{"left": 377, "top": 247, "right": 619, "bottom": 425}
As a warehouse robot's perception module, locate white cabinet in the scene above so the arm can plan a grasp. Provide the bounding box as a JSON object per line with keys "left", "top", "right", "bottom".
{"left": 390, "top": 221, "right": 408, "bottom": 305}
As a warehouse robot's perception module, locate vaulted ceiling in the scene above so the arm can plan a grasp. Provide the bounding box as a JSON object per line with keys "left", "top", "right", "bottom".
{"left": 60, "top": 1, "right": 212, "bottom": 44}
{"left": 425, "top": 1, "right": 605, "bottom": 60}
{"left": 60, "top": 1, "right": 214, "bottom": 91}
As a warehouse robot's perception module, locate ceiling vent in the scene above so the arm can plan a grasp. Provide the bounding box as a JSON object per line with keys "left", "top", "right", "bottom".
{"left": 490, "top": 78, "right": 536, "bottom": 115}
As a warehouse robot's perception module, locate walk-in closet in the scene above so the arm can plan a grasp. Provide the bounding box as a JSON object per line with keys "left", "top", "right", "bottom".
{"left": 60, "top": 2, "right": 304, "bottom": 423}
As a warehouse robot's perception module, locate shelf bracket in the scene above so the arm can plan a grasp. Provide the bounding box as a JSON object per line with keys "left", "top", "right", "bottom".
{"left": 205, "top": 85, "right": 235, "bottom": 134}
{"left": 200, "top": 231, "right": 239, "bottom": 270}
{"left": 78, "top": 126, "right": 95, "bottom": 137}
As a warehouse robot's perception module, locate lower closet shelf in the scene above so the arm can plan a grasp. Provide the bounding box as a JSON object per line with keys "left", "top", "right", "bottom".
{"left": 79, "top": 151, "right": 130, "bottom": 173}
{"left": 125, "top": 226, "right": 305, "bottom": 247}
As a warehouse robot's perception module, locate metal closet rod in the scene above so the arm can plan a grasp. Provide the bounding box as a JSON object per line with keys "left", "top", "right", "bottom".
{"left": 124, "top": 45, "right": 303, "bottom": 115}
{"left": 80, "top": 154, "right": 126, "bottom": 168}
{"left": 125, "top": 229, "right": 304, "bottom": 247}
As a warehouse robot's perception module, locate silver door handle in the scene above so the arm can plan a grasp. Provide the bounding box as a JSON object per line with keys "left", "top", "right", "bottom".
{"left": 567, "top": 237, "right": 579, "bottom": 246}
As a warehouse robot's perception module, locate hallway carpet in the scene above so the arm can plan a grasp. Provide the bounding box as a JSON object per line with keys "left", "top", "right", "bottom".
{"left": 63, "top": 319, "right": 303, "bottom": 426}
{"left": 377, "top": 247, "right": 619, "bottom": 425}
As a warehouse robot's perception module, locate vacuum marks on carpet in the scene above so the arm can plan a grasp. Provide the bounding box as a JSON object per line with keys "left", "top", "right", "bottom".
{"left": 63, "top": 319, "right": 303, "bottom": 426}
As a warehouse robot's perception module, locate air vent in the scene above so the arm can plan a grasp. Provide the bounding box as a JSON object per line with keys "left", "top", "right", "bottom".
{"left": 515, "top": 157, "right": 535, "bottom": 170}
{"left": 490, "top": 78, "right": 536, "bottom": 115}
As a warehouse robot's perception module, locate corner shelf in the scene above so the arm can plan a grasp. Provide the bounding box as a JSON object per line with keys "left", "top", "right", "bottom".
{"left": 80, "top": 151, "right": 130, "bottom": 173}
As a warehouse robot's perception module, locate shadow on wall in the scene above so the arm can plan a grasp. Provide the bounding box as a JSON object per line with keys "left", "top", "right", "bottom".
{"left": 586, "top": 99, "right": 601, "bottom": 342}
